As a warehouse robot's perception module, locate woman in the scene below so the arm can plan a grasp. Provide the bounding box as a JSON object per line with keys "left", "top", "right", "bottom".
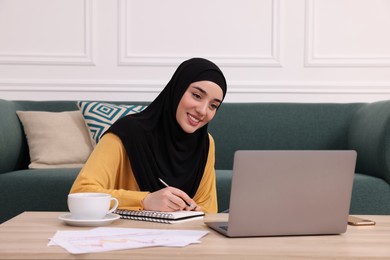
{"left": 70, "top": 58, "right": 227, "bottom": 213}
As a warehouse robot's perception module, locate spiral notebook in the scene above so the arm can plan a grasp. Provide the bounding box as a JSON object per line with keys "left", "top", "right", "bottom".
{"left": 114, "top": 209, "right": 205, "bottom": 224}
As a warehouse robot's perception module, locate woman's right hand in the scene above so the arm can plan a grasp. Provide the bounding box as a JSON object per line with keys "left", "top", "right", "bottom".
{"left": 142, "top": 187, "right": 198, "bottom": 212}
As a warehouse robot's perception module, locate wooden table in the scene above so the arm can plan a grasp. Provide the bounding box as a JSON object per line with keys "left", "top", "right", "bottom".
{"left": 0, "top": 212, "right": 389, "bottom": 259}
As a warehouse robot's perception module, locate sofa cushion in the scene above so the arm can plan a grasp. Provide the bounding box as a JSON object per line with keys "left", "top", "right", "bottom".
{"left": 215, "top": 170, "right": 233, "bottom": 212}
{"left": 16, "top": 111, "right": 93, "bottom": 169}
{"left": 77, "top": 101, "right": 147, "bottom": 145}
{"left": 0, "top": 168, "right": 80, "bottom": 223}
{"left": 350, "top": 173, "right": 390, "bottom": 215}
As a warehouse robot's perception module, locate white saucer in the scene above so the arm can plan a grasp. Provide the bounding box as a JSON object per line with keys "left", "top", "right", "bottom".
{"left": 59, "top": 213, "right": 120, "bottom": 227}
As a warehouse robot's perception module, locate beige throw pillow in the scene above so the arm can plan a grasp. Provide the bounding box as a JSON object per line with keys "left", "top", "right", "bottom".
{"left": 16, "top": 111, "right": 94, "bottom": 169}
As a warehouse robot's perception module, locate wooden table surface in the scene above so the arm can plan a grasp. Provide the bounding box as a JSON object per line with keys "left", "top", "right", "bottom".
{"left": 0, "top": 212, "right": 389, "bottom": 259}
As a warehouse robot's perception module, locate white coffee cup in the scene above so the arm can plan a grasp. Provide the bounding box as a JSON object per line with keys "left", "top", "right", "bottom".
{"left": 68, "top": 193, "right": 119, "bottom": 220}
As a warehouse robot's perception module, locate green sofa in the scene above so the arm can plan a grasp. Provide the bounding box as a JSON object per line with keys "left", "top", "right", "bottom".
{"left": 1, "top": 99, "right": 390, "bottom": 223}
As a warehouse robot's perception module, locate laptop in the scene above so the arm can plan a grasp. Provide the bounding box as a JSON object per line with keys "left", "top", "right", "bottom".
{"left": 206, "top": 150, "right": 357, "bottom": 237}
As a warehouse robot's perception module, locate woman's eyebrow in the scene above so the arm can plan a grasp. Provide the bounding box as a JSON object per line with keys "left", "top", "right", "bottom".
{"left": 191, "top": 86, "right": 222, "bottom": 103}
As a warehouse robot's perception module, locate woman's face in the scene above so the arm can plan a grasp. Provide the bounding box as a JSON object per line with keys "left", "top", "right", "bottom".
{"left": 176, "top": 80, "right": 223, "bottom": 134}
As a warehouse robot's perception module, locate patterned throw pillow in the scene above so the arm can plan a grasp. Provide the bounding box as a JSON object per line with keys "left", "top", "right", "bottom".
{"left": 77, "top": 101, "right": 147, "bottom": 145}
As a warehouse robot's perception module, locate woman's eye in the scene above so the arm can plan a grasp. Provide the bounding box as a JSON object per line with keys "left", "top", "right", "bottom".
{"left": 210, "top": 104, "right": 218, "bottom": 110}
{"left": 192, "top": 93, "right": 201, "bottom": 99}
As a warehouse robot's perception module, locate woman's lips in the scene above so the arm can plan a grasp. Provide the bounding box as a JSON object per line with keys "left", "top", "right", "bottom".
{"left": 187, "top": 113, "right": 200, "bottom": 126}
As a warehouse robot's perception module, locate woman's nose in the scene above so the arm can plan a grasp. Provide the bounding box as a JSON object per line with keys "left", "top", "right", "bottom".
{"left": 195, "top": 102, "right": 207, "bottom": 116}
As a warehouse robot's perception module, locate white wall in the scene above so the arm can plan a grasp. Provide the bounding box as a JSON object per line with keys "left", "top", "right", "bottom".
{"left": 1, "top": 0, "right": 390, "bottom": 103}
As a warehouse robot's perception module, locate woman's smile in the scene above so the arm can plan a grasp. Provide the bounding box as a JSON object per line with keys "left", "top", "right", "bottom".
{"left": 187, "top": 113, "right": 201, "bottom": 126}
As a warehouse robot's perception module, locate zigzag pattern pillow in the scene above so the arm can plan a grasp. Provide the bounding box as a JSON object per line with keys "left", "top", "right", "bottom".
{"left": 77, "top": 101, "right": 147, "bottom": 145}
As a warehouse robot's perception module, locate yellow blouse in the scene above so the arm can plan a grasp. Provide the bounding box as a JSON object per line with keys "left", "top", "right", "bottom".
{"left": 70, "top": 132, "right": 218, "bottom": 213}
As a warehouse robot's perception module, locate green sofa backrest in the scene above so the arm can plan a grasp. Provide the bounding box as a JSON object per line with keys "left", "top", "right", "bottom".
{"left": 208, "top": 103, "right": 364, "bottom": 169}
{"left": 1, "top": 99, "right": 390, "bottom": 184}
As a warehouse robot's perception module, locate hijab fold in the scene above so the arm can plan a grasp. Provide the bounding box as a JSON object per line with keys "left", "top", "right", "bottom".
{"left": 106, "top": 58, "right": 227, "bottom": 197}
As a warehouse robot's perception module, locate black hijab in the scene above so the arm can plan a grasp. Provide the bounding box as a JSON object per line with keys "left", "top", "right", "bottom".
{"left": 106, "top": 58, "right": 227, "bottom": 197}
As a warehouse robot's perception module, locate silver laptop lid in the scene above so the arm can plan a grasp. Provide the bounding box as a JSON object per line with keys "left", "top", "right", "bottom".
{"left": 227, "top": 150, "right": 357, "bottom": 237}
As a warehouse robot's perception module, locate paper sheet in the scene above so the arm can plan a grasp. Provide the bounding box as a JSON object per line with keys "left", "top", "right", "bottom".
{"left": 48, "top": 227, "right": 208, "bottom": 254}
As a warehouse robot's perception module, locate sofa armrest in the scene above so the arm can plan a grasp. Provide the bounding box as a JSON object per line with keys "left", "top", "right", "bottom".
{"left": 0, "top": 99, "right": 25, "bottom": 174}
{"left": 348, "top": 100, "right": 390, "bottom": 184}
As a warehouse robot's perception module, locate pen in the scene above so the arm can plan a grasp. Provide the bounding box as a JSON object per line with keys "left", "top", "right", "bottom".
{"left": 158, "top": 178, "right": 170, "bottom": 188}
{"left": 158, "top": 178, "right": 193, "bottom": 208}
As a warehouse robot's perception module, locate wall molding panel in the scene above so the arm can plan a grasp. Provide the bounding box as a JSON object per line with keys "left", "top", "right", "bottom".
{"left": 0, "top": 0, "right": 95, "bottom": 66}
{"left": 118, "top": 0, "right": 281, "bottom": 67}
{"left": 1, "top": 0, "right": 390, "bottom": 102}
{"left": 304, "top": 0, "right": 390, "bottom": 67}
